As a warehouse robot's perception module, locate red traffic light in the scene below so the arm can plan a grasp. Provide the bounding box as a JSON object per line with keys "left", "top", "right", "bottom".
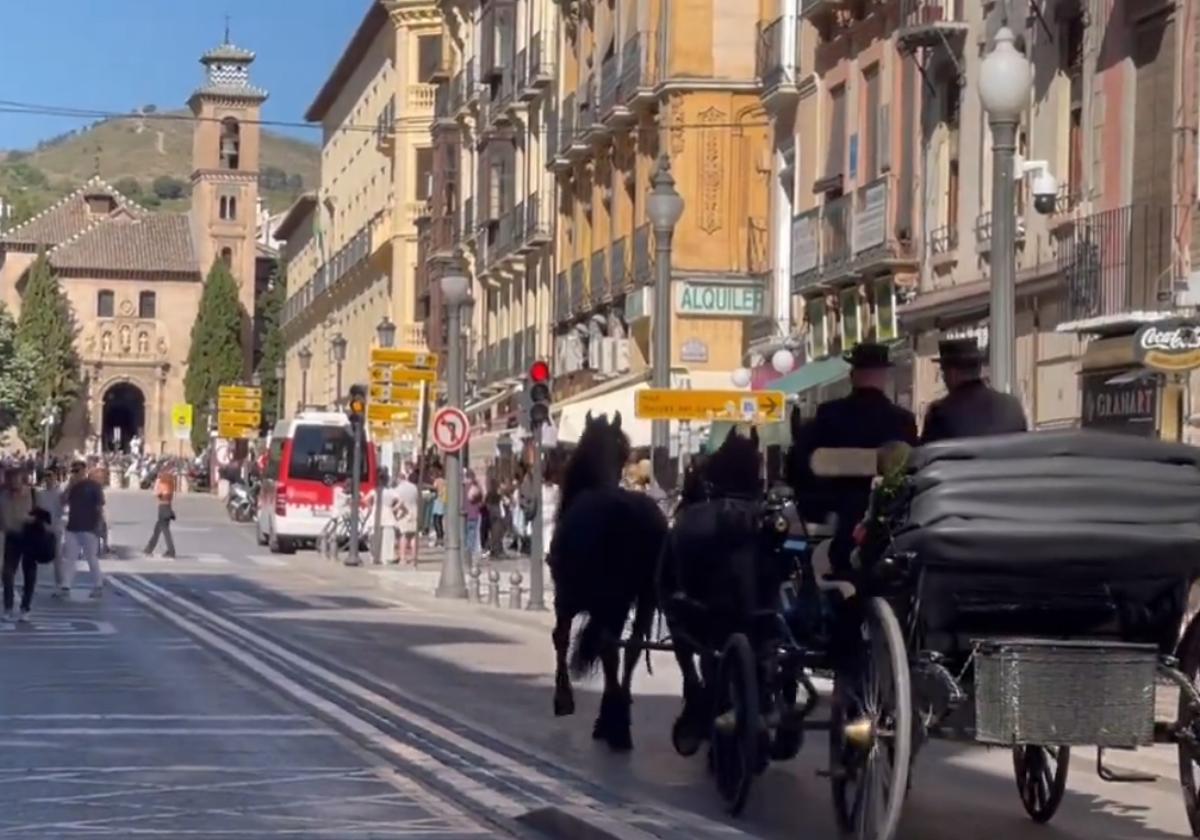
{"left": 529, "top": 360, "right": 551, "bottom": 384}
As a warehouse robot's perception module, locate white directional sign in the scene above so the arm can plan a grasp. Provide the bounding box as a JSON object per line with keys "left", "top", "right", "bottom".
{"left": 432, "top": 407, "right": 470, "bottom": 454}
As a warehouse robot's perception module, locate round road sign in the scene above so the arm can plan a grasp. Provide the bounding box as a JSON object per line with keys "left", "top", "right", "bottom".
{"left": 432, "top": 407, "right": 470, "bottom": 453}
{"left": 215, "top": 441, "right": 233, "bottom": 466}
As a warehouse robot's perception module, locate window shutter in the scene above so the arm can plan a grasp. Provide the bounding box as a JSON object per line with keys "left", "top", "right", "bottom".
{"left": 877, "top": 103, "right": 891, "bottom": 174}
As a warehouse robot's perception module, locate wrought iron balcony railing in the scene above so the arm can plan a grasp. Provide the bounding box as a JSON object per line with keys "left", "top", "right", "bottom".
{"left": 590, "top": 248, "right": 608, "bottom": 307}
{"left": 610, "top": 236, "right": 628, "bottom": 292}
{"left": 633, "top": 224, "right": 652, "bottom": 287}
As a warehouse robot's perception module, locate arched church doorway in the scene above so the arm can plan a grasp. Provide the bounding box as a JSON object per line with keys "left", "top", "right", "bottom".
{"left": 101, "top": 383, "right": 145, "bottom": 453}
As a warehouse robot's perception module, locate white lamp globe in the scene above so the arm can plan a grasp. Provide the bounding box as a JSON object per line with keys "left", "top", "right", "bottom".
{"left": 978, "top": 27, "right": 1033, "bottom": 120}
{"left": 439, "top": 271, "right": 470, "bottom": 306}
{"left": 731, "top": 367, "right": 752, "bottom": 388}
{"left": 771, "top": 348, "right": 796, "bottom": 375}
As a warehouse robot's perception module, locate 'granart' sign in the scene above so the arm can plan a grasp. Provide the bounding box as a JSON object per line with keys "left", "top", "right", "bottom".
{"left": 1134, "top": 321, "right": 1200, "bottom": 372}
{"left": 1081, "top": 372, "right": 1157, "bottom": 436}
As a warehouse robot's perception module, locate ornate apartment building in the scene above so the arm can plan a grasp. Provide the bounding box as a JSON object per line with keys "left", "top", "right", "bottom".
{"left": 769, "top": 0, "right": 1199, "bottom": 439}
{"left": 279, "top": 0, "right": 440, "bottom": 413}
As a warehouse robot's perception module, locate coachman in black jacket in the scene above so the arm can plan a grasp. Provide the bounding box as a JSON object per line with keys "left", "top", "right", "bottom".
{"left": 788, "top": 342, "right": 918, "bottom": 573}
{"left": 920, "top": 339, "right": 1028, "bottom": 444}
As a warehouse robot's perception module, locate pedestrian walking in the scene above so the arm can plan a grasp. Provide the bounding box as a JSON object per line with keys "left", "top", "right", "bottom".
{"left": 394, "top": 468, "right": 420, "bottom": 566}
{"left": 143, "top": 465, "right": 177, "bottom": 558}
{"left": 88, "top": 464, "right": 111, "bottom": 556}
{"left": 464, "top": 470, "right": 483, "bottom": 565}
{"left": 36, "top": 469, "right": 67, "bottom": 597}
{"left": 430, "top": 471, "right": 446, "bottom": 547}
{"left": 919, "top": 338, "right": 1029, "bottom": 444}
{"left": 62, "top": 460, "right": 107, "bottom": 598}
{"left": 0, "top": 466, "right": 38, "bottom": 621}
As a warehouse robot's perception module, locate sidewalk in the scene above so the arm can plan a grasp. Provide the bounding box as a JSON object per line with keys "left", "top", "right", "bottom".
{"left": 370, "top": 550, "right": 557, "bottom": 615}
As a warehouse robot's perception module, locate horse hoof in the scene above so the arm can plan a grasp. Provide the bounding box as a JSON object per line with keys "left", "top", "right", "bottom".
{"left": 553, "top": 696, "right": 575, "bottom": 717}
{"left": 592, "top": 717, "right": 608, "bottom": 740}
{"left": 606, "top": 727, "right": 633, "bottom": 752}
{"left": 671, "top": 716, "right": 703, "bottom": 757}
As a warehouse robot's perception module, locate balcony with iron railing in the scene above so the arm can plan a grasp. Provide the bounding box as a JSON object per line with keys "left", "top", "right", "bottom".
{"left": 927, "top": 223, "right": 958, "bottom": 259}
{"left": 514, "top": 49, "right": 529, "bottom": 102}
{"left": 526, "top": 32, "right": 553, "bottom": 93}
{"left": 450, "top": 71, "right": 464, "bottom": 113}
{"left": 570, "top": 260, "right": 586, "bottom": 316}
{"left": 562, "top": 93, "right": 587, "bottom": 159}
{"left": 523, "top": 191, "right": 553, "bottom": 248}
{"left": 756, "top": 15, "right": 799, "bottom": 108}
{"left": 1061, "top": 203, "right": 1182, "bottom": 323}
{"left": 479, "top": 1, "right": 514, "bottom": 81}
{"left": 463, "top": 58, "right": 480, "bottom": 110}
{"left": 600, "top": 51, "right": 633, "bottom": 129}
{"left": 576, "top": 76, "right": 605, "bottom": 145}
{"left": 555, "top": 270, "right": 570, "bottom": 323}
{"left": 610, "top": 236, "right": 628, "bottom": 293}
{"left": 433, "top": 81, "right": 455, "bottom": 126}
{"left": 632, "top": 224, "right": 652, "bottom": 287}
{"left": 590, "top": 248, "right": 608, "bottom": 307}
{"left": 897, "top": 0, "right": 968, "bottom": 52}
{"left": 800, "top": 0, "right": 856, "bottom": 27}
{"left": 496, "top": 67, "right": 516, "bottom": 114}
{"left": 617, "top": 32, "right": 658, "bottom": 109}
{"left": 426, "top": 215, "right": 455, "bottom": 260}
{"left": 462, "top": 196, "right": 474, "bottom": 242}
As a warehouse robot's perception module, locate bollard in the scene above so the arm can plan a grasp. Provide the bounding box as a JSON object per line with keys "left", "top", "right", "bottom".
{"left": 508, "top": 570, "right": 523, "bottom": 610}
{"left": 468, "top": 563, "right": 482, "bottom": 602}
{"left": 487, "top": 567, "right": 502, "bottom": 607}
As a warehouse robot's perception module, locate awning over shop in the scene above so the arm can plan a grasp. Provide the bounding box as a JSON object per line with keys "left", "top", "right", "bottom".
{"left": 768, "top": 355, "right": 850, "bottom": 396}
{"left": 556, "top": 371, "right": 652, "bottom": 447}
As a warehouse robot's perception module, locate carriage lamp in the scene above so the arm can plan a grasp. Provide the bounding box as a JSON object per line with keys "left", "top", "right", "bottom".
{"left": 376, "top": 315, "right": 397, "bottom": 349}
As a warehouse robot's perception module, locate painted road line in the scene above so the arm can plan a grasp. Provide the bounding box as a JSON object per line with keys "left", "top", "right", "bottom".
{"left": 248, "top": 554, "right": 288, "bottom": 567}
{"left": 109, "top": 575, "right": 526, "bottom": 821}
{"left": 113, "top": 574, "right": 751, "bottom": 839}
{"left": 193, "top": 554, "right": 232, "bottom": 565}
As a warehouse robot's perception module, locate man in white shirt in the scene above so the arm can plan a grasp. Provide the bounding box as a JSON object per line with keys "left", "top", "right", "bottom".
{"left": 393, "top": 466, "right": 420, "bottom": 566}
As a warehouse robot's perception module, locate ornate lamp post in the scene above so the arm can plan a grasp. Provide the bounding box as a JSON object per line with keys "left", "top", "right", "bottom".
{"left": 645, "top": 154, "right": 684, "bottom": 490}
{"left": 298, "top": 346, "right": 312, "bottom": 407}
{"left": 371, "top": 315, "right": 398, "bottom": 564}
{"left": 978, "top": 26, "right": 1033, "bottom": 396}
{"left": 331, "top": 332, "right": 348, "bottom": 406}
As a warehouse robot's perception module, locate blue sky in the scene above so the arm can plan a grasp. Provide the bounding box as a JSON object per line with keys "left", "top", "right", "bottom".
{"left": 0, "top": 0, "right": 369, "bottom": 150}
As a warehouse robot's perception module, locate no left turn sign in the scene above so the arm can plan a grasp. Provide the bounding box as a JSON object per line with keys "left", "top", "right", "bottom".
{"left": 432, "top": 407, "right": 470, "bottom": 453}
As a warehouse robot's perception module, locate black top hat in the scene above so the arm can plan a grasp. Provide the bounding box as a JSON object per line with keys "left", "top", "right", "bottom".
{"left": 843, "top": 342, "right": 893, "bottom": 369}
{"left": 937, "top": 338, "right": 984, "bottom": 367}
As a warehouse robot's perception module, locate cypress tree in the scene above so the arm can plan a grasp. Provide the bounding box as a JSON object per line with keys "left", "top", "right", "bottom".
{"left": 185, "top": 258, "right": 245, "bottom": 451}
{"left": 255, "top": 259, "right": 285, "bottom": 429}
{"left": 0, "top": 303, "right": 34, "bottom": 434}
{"left": 15, "top": 253, "right": 79, "bottom": 448}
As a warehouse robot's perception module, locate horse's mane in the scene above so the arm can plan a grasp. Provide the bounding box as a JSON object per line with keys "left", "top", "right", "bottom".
{"left": 679, "top": 429, "right": 762, "bottom": 510}
{"left": 557, "top": 413, "right": 630, "bottom": 523}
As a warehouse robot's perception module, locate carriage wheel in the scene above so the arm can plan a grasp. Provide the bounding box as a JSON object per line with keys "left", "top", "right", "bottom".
{"left": 711, "top": 632, "right": 760, "bottom": 816}
{"left": 830, "top": 597, "right": 912, "bottom": 840}
{"left": 1013, "top": 746, "right": 1069, "bottom": 823}
{"left": 1175, "top": 612, "right": 1200, "bottom": 836}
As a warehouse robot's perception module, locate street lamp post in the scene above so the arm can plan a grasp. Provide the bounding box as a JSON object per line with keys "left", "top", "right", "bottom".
{"left": 646, "top": 154, "right": 684, "bottom": 491}
{"left": 436, "top": 264, "right": 471, "bottom": 599}
{"left": 332, "top": 332, "right": 348, "bottom": 407}
{"left": 298, "top": 346, "right": 312, "bottom": 407}
{"left": 978, "top": 26, "right": 1032, "bottom": 396}
{"left": 372, "top": 316, "right": 397, "bottom": 565}
{"left": 40, "top": 401, "right": 56, "bottom": 468}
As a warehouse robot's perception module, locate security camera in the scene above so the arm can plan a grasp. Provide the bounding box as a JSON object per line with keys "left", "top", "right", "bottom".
{"left": 1019, "top": 160, "right": 1059, "bottom": 215}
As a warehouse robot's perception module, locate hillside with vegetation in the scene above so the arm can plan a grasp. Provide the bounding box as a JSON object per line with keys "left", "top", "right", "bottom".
{"left": 0, "top": 109, "right": 319, "bottom": 227}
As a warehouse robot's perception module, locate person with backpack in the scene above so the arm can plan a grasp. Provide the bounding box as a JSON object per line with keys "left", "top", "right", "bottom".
{"left": 1, "top": 466, "right": 54, "bottom": 621}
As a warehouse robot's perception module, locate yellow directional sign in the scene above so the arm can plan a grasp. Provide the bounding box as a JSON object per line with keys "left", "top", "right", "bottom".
{"left": 367, "top": 403, "right": 414, "bottom": 422}
{"left": 218, "top": 396, "right": 262, "bottom": 412}
{"left": 218, "top": 410, "right": 261, "bottom": 427}
{"left": 218, "top": 424, "right": 258, "bottom": 440}
{"left": 369, "top": 348, "right": 439, "bottom": 369}
{"left": 219, "top": 385, "right": 262, "bottom": 400}
{"left": 370, "top": 365, "right": 437, "bottom": 385}
{"left": 369, "top": 384, "right": 423, "bottom": 404}
{"left": 634, "top": 389, "right": 787, "bottom": 423}
{"left": 171, "top": 404, "right": 193, "bottom": 440}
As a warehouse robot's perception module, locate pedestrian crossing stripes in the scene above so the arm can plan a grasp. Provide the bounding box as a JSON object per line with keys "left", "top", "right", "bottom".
{"left": 108, "top": 554, "right": 289, "bottom": 568}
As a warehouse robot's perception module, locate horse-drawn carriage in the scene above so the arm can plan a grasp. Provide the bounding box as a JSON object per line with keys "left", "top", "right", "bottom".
{"left": 654, "top": 427, "right": 1200, "bottom": 839}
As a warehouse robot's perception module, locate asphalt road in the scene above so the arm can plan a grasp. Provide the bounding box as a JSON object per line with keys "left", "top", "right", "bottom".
{"left": 6, "top": 488, "right": 1194, "bottom": 840}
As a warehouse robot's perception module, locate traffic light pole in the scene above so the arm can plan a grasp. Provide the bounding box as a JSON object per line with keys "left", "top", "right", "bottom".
{"left": 345, "top": 418, "right": 364, "bottom": 567}
{"left": 527, "top": 429, "right": 546, "bottom": 610}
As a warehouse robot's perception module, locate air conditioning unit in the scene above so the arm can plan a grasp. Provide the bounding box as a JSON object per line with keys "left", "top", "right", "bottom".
{"left": 601, "top": 337, "right": 630, "bottom": 375}
{"left": 587, "top": 336, "right": 603, "bottom": 371}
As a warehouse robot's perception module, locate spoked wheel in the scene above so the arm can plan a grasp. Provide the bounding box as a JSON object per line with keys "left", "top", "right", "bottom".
{"left": 711, "top": 632, "right": 761, "bottom": 816}
{"left": 830, "top": 597, "right": 912, "bottom": 840}
{"left": 1012, "top": 745, "right": 1069, "bottom": 822}
{"left": 1175, "top": 613, "right": 1200, "bottom": 836}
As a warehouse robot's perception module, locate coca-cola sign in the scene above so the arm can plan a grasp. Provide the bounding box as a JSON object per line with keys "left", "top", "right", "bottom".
{"left": 1134, "top": 321, "right": 1200, "bottom": 372}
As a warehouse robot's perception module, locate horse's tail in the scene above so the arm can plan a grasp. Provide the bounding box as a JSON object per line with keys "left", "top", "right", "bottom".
{"left": 568, "top": 614, "right": 605, "bottom": 678}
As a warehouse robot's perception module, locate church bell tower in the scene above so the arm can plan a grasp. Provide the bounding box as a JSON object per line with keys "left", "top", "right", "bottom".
{"left": 188, "top": 30, "right": 268, "bottom": 340}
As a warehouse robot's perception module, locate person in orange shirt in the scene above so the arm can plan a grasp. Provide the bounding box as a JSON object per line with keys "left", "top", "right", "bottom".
{"left": 144, "top": 465, "right": 177, "bottom": 558}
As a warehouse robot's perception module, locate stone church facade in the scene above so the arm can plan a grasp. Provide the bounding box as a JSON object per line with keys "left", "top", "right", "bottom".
{"left": 0, "top": 38, "right": 267, "bottom": 456}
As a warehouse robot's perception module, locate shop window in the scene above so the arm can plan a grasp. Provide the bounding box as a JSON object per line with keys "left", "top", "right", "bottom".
{"left": 805, "top": 297, "right": 828, "bottom": 359}
{"left": 840, "top": 287, "right": 862, "bottom": 348}
{"left": 874, "top": 278, "right": 897, "bottom": 342}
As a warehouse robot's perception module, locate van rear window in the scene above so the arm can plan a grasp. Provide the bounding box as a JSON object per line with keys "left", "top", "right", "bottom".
{"left": 287, "top": 425, "right": 353, "bottom": 482}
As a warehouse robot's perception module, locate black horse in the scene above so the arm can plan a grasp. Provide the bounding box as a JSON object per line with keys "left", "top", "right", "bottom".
{"left": 548, "top": 411, "right": 669, "bottom": 750}
{"left": 658, "top": 427, "right": 768, "bottom": 755}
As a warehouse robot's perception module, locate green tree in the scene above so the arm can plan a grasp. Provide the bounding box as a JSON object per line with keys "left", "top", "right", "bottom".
{"left": 113, "top": 176, "right": 142, "bottom": 198}
{"left": 0, "top": 303, "right": 35, "bottom": 434}
{"left": 255, "top": 260, "right": 286, "bottom": 428}
{"left": 152, "top": 175, "right": 187, "bottom": 200}
{"left": 15, "top": 253, "right": 80, "bottom": 447}
{"left": 184, "top": 258, "right": 245, "bottom": 451}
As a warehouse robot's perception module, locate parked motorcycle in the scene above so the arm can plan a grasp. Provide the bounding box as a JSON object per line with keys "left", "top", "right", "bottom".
{"left": 226, "top": 478, "right": 259, "bottom": 523}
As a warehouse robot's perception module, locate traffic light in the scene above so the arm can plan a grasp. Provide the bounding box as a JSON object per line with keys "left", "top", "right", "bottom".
{"left": 347, "top": 384, "right": 367, "bottom": 426}
{"left": 528, "top": 360, "right": 552, "bottom": 427}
